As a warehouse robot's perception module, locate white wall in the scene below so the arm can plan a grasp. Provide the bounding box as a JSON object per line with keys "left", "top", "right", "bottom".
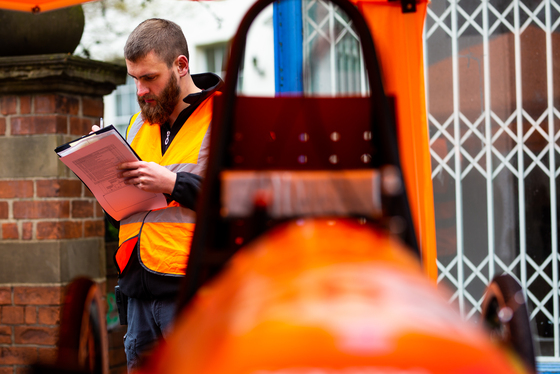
{"left": 239, "top": 5, "right": 275, "bottom": 96}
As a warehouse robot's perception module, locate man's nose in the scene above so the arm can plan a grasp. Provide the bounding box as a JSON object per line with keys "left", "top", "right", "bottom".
{"left": 136, "top": 82, "right": 150, "bottom": 97}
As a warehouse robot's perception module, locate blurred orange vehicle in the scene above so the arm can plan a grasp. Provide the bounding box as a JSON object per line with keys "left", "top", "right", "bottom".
{"left": 136, "top": 219, "right": 533, "bottom": 374}
{"left": 35, "top": 0, "right": 537, "bottom": 373}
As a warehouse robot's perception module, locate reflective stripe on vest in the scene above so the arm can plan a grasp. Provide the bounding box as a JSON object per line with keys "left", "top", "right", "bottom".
{"left": 115, "top": 93, "right": 216, "bottom": 276}
{"left": 126, "top": 112, "right": 141, "bottom": 141}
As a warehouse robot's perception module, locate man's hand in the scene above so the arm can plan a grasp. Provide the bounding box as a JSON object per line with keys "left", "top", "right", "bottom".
{"left": 118, "top": 161, "right": 177, "bottom": 195}
{"left": 90, "top": 125, "right": 100, "bottom": 134}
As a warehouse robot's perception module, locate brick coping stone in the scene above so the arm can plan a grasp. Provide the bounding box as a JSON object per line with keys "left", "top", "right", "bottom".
{"left": 0, "top": 54, "right": 127, "bottom": 96}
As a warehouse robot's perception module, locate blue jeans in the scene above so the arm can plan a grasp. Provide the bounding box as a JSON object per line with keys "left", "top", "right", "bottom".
{"left": 124, "top": 296, "right": 177, "bottom": 372}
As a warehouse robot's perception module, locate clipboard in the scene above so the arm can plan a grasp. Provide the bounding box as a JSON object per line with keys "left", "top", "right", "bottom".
{"left": 55, "top": 125, "right": 167, "bottom": 221}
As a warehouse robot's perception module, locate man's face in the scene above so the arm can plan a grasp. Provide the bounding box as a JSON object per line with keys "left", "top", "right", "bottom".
{"left": 137, "top": 73, "right": 180, "bottom": 125}
{"left": 126, "top": 51, "right": 181, "bottom": 125}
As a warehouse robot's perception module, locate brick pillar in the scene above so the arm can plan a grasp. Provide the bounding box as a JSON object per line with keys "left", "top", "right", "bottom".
{"left": 0, "top": 54, "right": 126, "bottom": 374}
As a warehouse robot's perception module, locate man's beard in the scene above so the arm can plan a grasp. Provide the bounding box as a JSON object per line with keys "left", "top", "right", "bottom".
{"left": 138, "top": 74, "right": 181, "bottom": 125}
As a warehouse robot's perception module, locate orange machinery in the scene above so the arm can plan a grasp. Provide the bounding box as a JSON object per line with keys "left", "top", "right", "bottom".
{"left": 137, "top": 0, "right": 536, "bottom": 373}
{"left": 35, "top": 1, "right": 537, "bottom": 374}
{"left": 138, "top": 219, "right": 531, "bottom": 374}
{"left": 352, "top": 0, "right": 437, "bottom": 279}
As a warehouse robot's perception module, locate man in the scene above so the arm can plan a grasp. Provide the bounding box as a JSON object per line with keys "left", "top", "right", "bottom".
{"left": 94, "top": 18, "right": 222, "bottom": 371}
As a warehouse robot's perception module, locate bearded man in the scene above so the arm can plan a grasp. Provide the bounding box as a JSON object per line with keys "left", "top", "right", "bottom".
{"left": 93, "top": 18, "right": 222, "bottom": 371}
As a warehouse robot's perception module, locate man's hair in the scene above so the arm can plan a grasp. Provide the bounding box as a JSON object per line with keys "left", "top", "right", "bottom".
{"left": 124, "top": 18, "right": 189, "bottom": 67}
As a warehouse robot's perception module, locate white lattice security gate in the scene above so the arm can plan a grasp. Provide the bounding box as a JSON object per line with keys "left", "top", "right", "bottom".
{"left": 425, "top": 0, "right": 560, "bottom": 366}
{"left": 302, "top": 0, "right": 560, "bottom": 367}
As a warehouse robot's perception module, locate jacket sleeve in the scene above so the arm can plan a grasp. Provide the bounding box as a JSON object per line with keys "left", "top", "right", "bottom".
{"left": 170, "top": 172, "right": 203, "bottom": 211}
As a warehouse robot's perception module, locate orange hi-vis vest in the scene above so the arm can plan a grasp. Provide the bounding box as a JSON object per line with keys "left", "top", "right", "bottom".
{"left": 115, "top": 92, "right": 216, "bottom": 277}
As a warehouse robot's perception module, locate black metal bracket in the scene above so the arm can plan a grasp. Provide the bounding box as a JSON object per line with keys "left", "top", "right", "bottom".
{"left": 388, "top": 0, "right": 417, "bottom": 13}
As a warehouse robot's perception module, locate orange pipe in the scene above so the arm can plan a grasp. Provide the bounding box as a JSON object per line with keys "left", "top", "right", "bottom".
{"left": 351, "top": 0, "right": 438, "bottom": 280}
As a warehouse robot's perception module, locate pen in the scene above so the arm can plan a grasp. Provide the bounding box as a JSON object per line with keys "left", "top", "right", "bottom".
{"left": 100, "top": 118, "right": 104, "bottom": 129}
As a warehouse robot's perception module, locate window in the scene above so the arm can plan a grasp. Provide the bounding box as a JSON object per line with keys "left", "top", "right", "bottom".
{"left": 103, "top": 75, "right": 139, "bottom": 136}
{"left": 204, "top": 43, "right": 228, "bottom": 78}
{"left": 198, "top": 41, "right": 245, "bottom": 91}
{"left": 303, "top": 0, "right": 366, "bottom": 95}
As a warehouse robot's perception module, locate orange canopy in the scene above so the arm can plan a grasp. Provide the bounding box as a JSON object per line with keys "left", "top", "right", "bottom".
{"left": 0, "top": 0, "right": 96, "bottom": 12}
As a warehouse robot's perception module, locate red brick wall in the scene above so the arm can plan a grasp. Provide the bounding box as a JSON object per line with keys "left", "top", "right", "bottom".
{"left": 4, "top": 94, "right": 101, "bottom": 136}
{"left": 0, "top": 93, "right": 107, "bottom": 373}
{"left": 0, "top": 94, "right": 105, "bottom": 242}
{"left": 0, "top": 286, "right": 62, "bottom": 373}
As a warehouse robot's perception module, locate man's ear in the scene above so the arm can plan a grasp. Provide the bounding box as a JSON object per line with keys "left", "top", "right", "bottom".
{"left": 176, "top": 55, "right": 189, "bottom": 77}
